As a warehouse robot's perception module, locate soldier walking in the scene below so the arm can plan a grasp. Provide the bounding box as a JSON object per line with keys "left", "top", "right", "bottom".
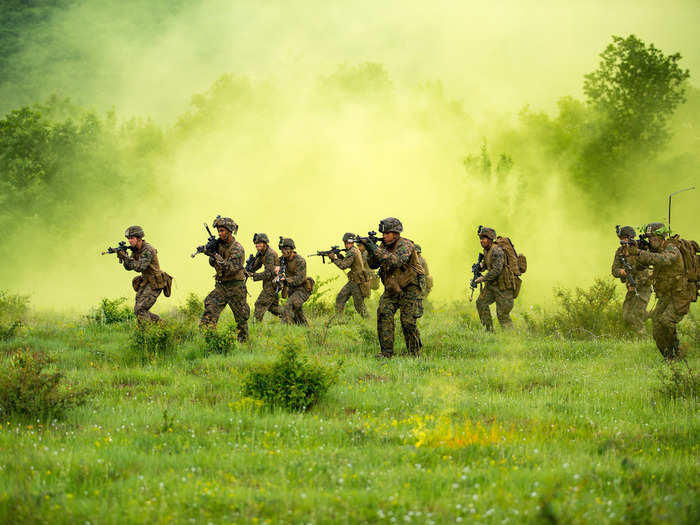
{"left": 360, "top": 217, "right": 424, "bottom": 358}
{"left": 328, "top": 233, "right": 370, "bottom": 318}
{"left": 199, "top": 216, "right": 250, "bottom": 342}
{"left": 246, "top": 233, "right": 282, "bottom": 322}
{"left": 611, "top": 225, "right": 652, "bottom": 335}
{"left": 117, "top": 225, "right": 171, "bottom": 324}
{"left": 278, "top": 237, "right": 313, "bottom": 326}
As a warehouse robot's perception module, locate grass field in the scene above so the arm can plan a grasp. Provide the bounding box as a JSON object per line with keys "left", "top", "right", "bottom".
{"left": 0, "top": 295, "right": 698, "bottom": 524}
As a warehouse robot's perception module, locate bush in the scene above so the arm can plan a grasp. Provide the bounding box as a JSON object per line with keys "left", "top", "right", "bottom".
{"left": 657, "top": 364, "right": 699, "bottom": 400}
{"left": 0, "top": 321, "right": 22, "bottom": 342}
{"left": 242, "top": 340, "right": 339, "bottom": 411}
{"left": 177, "top": 292, "right": 204, "bottom": 321}
{"left": 0, "top": 290, "right": 30, "bottom": 322}
{"left": 0, "top": 349, "right": 87, "bottom": 420}
{"left": 306, "top": 275, "right": 339, "bottom": 316}
{"left": 89, "top": 297, "right": 134, "bottom": 324}
{"left": 127, "top": 321, "right": 194, "bottom": 363}
{"left": 201, "top": 324, "right": 237, "bottom": 355}
{"left": 523, "top": 278, "right": 626, "bottom": 339}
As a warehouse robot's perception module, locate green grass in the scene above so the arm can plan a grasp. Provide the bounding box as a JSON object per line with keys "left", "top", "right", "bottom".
{"left": 0, "top": 303, "right": 698, "bottom": 524}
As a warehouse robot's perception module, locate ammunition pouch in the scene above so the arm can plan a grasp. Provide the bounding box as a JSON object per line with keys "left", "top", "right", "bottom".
{"left": 304, "top": 277, "right": 315, "bottom": 295}
{"left": 132, "top": 275, "right": 145, "bottom": 292}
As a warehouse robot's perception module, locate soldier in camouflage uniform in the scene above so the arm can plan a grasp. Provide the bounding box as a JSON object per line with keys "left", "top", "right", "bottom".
{"left": 118, "top": 225, "right": 171, "bottom": 324}
{"left": 629, "top": 222, "right": 694, "bottom": 359}
{"left": 199, "top": 216, "right": 250, "bottom": 342}
{"left": 278, "top": 237, "right": 313, "bottom": 326}
{"left": 611, "top": 225, "right": 652, "bottom": 335}
{"left": 474, "top": 227, "right": 515, "bottom": 331}
{"left": 415, "top": 245, "right": 433, "bottom": 297}
{"left": 361, "top": 218, "right": 424, "bottom": 358}
{"left": 246, "top": 233, "right": 282, "bottom": 322}
{"left": 328, "top": 233, "right": 369, "bottom": 318}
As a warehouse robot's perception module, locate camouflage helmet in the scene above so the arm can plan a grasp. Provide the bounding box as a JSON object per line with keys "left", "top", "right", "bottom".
{"left": 253, "top": 233, "right": 270, "bottom": 244}
{"left": 645, "top": 222, "right": 667, "bottom": 237}
{"left": 616, "top": 225, "right": 636, "bottom": 239}
{"left": 477, "top": 225, "right": 496, "bottom": 240}
{"left": 378, "top": 217, "right": 403, "bottom": 234}
{"left": 414, "top": 244, "right": 422, "bottom": 254}
{"left": 124, "top": 225, "right": 145, "bottom": 239}
{"left": 213, "top": 215, "right": 238, "bottom": 234}
{"left": 278, "top": 236, "right": 296, "bottom": 249}
{"left": 342, "top": 232, "right": 356, "bottom": 243}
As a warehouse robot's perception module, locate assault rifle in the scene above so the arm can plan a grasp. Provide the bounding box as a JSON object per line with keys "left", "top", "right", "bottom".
{"left": 191, "top": 223, "right": 219, "bottom": 258}
{"left": 309, "top": 246, "right": 346, "bottom": 264}
{"left": 618, "top": 254, "right": 639, "bottom": 296}
{"left": 275, "top": 256, "right": 287, "bottom": 294}
{"left": 637, "top": 232, "right": 651, "bottom": 251}
{"left": 349, "top": 231, "right": 381, "bottom": 247}
{"left": 468, "top": 253, "right": 485, "bottom": 302}
{"left": 101, "top": 241, "right": 130, "bottom": 256}
{"left": 245, "top": 253, "right": 261, "bottom": 274}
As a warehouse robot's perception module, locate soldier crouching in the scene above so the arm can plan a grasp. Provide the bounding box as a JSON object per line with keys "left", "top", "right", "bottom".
{"left": 278, "top": 237, "right": 314, "bottom": 326}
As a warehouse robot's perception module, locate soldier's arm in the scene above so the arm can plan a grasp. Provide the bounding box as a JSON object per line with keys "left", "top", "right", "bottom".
{"left": 217, "top": 244, "right": 245, "bottom": 273}
{"left": 373, "top": 242, "right": 412, "bottom": 269}
{"left": 333, "top": 249, "right": 356, "bottom": 270}
{"left": 611, "top": 248, "right": 624, "bottom": 279}
{"left": 482, "top": 247, "right": 504, "bottom": 283}
{"left": 123, "top": 247, "right": 155, "bottom": 272}
{"left": 254, "top": 253, "right": 276, "bottom": 282}
{"left": 287, "top": 257, "right": 307, "bottom": 286}
{"left": 637, "top": 244, "right": 680, "bottom": 268}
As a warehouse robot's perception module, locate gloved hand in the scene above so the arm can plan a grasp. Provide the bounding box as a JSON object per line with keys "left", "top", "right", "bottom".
{"left": 364, "top": 240, "right": 378, "bottom": 254}
{"left": 204, "top": 238, "right": 219, "bottom": 256}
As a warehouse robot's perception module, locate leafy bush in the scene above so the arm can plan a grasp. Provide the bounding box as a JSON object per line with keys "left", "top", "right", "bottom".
{"left": 523, "top": 278, "right": 626, "bottom": 339}
{"left": 127, "top": 321, "right": 194, "bottom": 363}
{"left": 242, "top": 340, "right": 339, "bottom": 411}
{"left": 0, "top": 290, "right": 29, "bottom": 322}
{"left": 306, "top": 275, "right": 339, "bottom": 316}
{"left": 201, "top": 324, "right": 237, "bottom": 355}
{"left": 657, "top": 364, "right": 699, "bottom": 400}
{"left": 0, "top": 321, "right": 22, "bottom": 342}
{"left": 89, "top": 297, "right": 134, "bottom": 324}
{"left": 0, "top": 349, "right": 87, "bottom": 420}
{"left": 177, "top": 292, "right": 204, "bottom": 321}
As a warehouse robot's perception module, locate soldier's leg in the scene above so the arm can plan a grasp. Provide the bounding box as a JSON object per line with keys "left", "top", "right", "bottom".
{"left": 475, "top": 285, "right": 496, "bottom": 331}
{"left": 134, "top": 284, "right": 162, "bottom": 324}
{"left": 494, "top": 288, "right": 514, "bottom": 329}
{"left": 335, "top": 282, "right": 353, "bottom": 315}
{"left": 399, "top": 284, "right": 423, "bottom": 355}
{"left": 254, "top": 290, "right": 278, "bottom": 321}
{"left": 622, "top": 291, "right": 647, "bottom": 335}
{"left": 651, "top": 298, "right": 685, "bottom": 359}
{"left": 282, "top": 288, "right": 309, "bottom": 326}
{"left": 350, "top": 282, "right": 369, "bottom": 318}
{"left": 267, "top": 293, "right": 282, "bottom": 317}
{"left": 293, "top": 289, "right": 310, "bottom": 326}
{"left": 200, "top": 286, "right": 227, "bottom": 328}
{"left": 376, "top": 292, "right": 399, "bottom": 357}
{"left": 226, "top": 282, "right": 250, "bottom": 342}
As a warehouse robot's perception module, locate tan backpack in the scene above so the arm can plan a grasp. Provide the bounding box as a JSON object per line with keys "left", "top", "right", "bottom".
{"left": 494, "top": 236, "right": 527, "bottom": 276}
{"left": 668, "top": 235, "right": 700, "bottom": 302}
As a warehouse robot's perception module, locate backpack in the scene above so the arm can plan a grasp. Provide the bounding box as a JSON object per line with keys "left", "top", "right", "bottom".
{"left": 668, "top": 235, "right": 700, "bottom": 302}
{"left": 494, "top": 237, "right": 527, "bottom": 276}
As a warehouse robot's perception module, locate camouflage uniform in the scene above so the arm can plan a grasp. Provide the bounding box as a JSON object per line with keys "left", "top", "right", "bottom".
{"left": 333, "top": 244, "right": 369, "bottom": 318}
{"left": 121, "top": 240, "right": 167, "bottom": 324}
{"left": 611, "top": 240, "right": 652, "bottom": 335}
{"left": 200, "top": 231, "right": 250, "bottom": 342}
{"left": 250, "top": 244, "right": 282, "bottom": 322}
{"left": 281, "top": 252, "right": 311, "bottom": 326}
{"left": 415, "top": 245, "right": 433, "bottom": 297}
{"left": 636, "top": 223, "right": 694, "bottom": 359}
{"left": 475, "top": 228, "right": 515, "bottom": 331}
{"left": 367, "top": 219, "right": 424, "bottom": 357}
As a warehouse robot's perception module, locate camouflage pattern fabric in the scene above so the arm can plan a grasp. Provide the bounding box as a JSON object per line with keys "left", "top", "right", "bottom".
{"left": 282, "top": 286, "right": 310, "bottom": 326}
{"left": 336, "top": 281, "right": 368, "bottom": 318}
{"left": 637, "top": 241, "right": 690, "bottom": 358}
{"left": 333, "top": 245, "right": 368, "bottom": 317}
{"left": 476, "top": 283, "right": 514, "bottom": 331}
{"left": 417, "top": 254, "right": 433, "bottom": 297}
{"left": 200, "top": 280, "right": 250, "bottom": 342}
{"left": 377, "top": 282, "right": 423, "bottom": 356}
{"left": 121, "top": 241, "right": 165, "bottom": 324}
{"left": 207, "top": 237, "right": 246, "bottom": 282}
{"left": 611, "top": 243, "right": 652, "bottom": 335}
{"left": 251, "top": 245, "right": 282, "bottom": 321}
{"left": 134, "top": 282, "right": 162, "bottom": 324}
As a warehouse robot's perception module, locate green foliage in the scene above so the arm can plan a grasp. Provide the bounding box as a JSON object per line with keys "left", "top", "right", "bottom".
{"left": 242, "top": 340, "right": 339, "bottom": 412}
{"left": 0, "top": 290, "right": 29, "bottom": 322}
{"left": 524, "top": 279, "right": 626, "bottom": 339}
{"left": 0, "top": 321, "right": 22, "bottom": 342}
{"left": 201, "top": 325, "right": 237, "bottom": 356}
{"left": 306, "top": 274, "right": 339, "bottom": 316}
{"left": 177, "top": 292, "right": 204, "bottom": 321}
{"left": 89, "top": 297, "right": 134, "bottom": 324}
{"left": 0, "top": 349, "right": 87, "bottom": 420}
{"left": 127, "top": 321, "right": 194, "bottom": 363}
{"left": 657, "top": 364, "right": 699, "bottom": 400}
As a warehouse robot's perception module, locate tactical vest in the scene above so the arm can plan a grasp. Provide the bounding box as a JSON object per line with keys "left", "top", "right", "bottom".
{"left": 215, "top": 239, "right": 246, "bottom": 282}
{"left": 346, "top": 246, "right": 367, "bottom": 283}
{"left": 133, "top": 243, "right": 168, "bottom": 289}
{"left": 380, "top": 237, "right": 424, "bottom": 295}
{"left": 485, "top": 242, "right": 522, "bottom": 297}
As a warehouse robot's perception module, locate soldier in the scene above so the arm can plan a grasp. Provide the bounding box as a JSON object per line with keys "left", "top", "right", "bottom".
{"left": 199, "top": 216, "right": 250, "bottom": 342}
{"left": 360, "top": 217, "right": 424, "bottom": 358}
{"left": 118, "top": 225, "right": 171, "bottom": 324}
{"left": 630, "top": 222, "right": 694, "bottom": 359}
{"left": 328, "top": 233, "right": 369, "bottom": 318}
{"left": 611, "top": 225, "right": 652, "bottom": 335}
{"left": 246, "top": 233, "right": 282, "bottom": 322}
{"left": 278, "top": 237, "right": 313, "bottom": 326}
{"left": 473, "top": 226, "right": 516, "bottom": 331}
{"left": 415, "top": 244, "right": 433, "bottom": 297}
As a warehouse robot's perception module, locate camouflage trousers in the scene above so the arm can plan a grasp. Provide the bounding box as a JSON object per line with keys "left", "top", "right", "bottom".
{"left": 134, "top": 282, "right": 162, "bottom": 324}
{"left": 336, "top": 281, "right": 368, "bottom": 318}
{"left": 651, "top": 296, "right": 687, "bottom": 359}
{"left": 377, "top": 283, "right": 423, "bottom": 357}
{"left": 200, "top": 280, "right": 250, "bottom": 342}
{"left": 254, "top": 288, "right": 282, "bottom": 322}
{"left": 476, "top": 283, "right": 514, "bottom": 331}
{"left": 622, "top": 287, "right": 651, "bottom": 335}
{"left": 282, "top": 286, "right": 310, "bottom": 326}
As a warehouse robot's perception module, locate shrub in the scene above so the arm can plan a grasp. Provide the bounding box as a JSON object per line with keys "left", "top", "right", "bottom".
{"left": 306, "top": 275, "right": 339, "bottom": 316}
{"left": 177, "top": 292, "right": 204, "bottom": 321}
{"left": 89, "top": 297, "right": 134, "bottom": 324}
{"left": 242, "top": 340, "right": 339, "bottom": 411}
{"left": 0, "top": 290, "right": 30, "bottom": 322}
{"left": 657, "top": 364, "right": 699, "bottom": 400}
{"left": 127, "top": 321, "right": 194, "bottom": 363}
{"left": 523, "top": 278, "right": 626, "bottom": 339}
{"left": 0, "top": 349, "right": 87, "bottom": 420}
{"left": 0, "top": 321, "right": 22, "bottom": 342}
{"left": 201, "top": 324, "right": 237, "bottom": 355}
